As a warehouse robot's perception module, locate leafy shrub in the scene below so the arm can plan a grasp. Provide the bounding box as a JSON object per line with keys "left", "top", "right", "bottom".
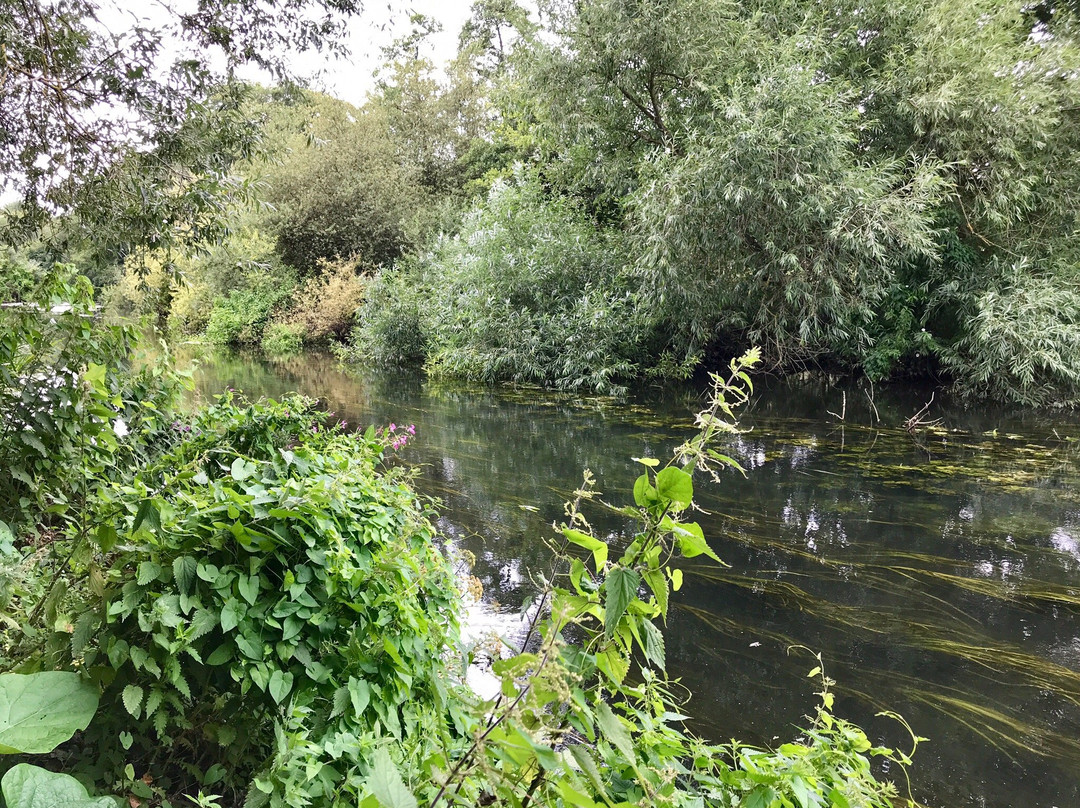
{"left": 0, "top": 266, "right": 187, "bottom": 532}
{"left": 272, "top": 259, "right": 368, "bottom": 344}
{"left": 355, "top": 175, "right": 646, "bottom": 393}
{"left": 260, "top": 322, "right": 305, "bottom": 355}
{"left": 203, "top": 270, "right": 296, "bottom": 346}
{"left": 940, "top": 263, "right": 1080, "bottom": 406}
{"left": 62, "top": 396, "right": 460, "bottom": 802}
{"left": 348, "top": 259, "right": 431, "bottom": 365}
{"left": 262, "top": 99, "right": 433, "bottom": 273}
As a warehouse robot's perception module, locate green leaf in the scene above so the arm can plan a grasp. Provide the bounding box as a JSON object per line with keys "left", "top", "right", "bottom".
{"left": 220, "top": 598, "right": 245, "bottom": 633}
{"left": 744, "top": 786, "right": 776, "bottom": 808}
{"left": 569, "top": 745, "right": 608, "bottom": 799}
{"left": 95, "top": 524, "right": 117, "bottom": 553}
{"left": 0, "top": 672, "right": 99, "bottom": 754}
{"left": 1, "top": 764, "right": 117, "bottom": 808}
{"left": 368, "top": 748, "right": 417, "bottom": 808}
{"left": 642, "top": 568, "right": 669, "bottom": 620}
{"left": 641, "top": 619, "right": 666, "bottom": 670}
{"left": 655, "top": 467, "right": 693, "bottom": 509}
{"left": 349, "top": 677, "right": 371, "bottom": 716}
{"left": 132, "top": 499, "right": 159, "bottom": 533}
{"left": 632, "top": 473, "right": 657, "bottom": 507}
{"left": 268, "top": 670, "right": 293, "bottom": 704}
{"left": 670, "top": 567, "right": 683, "bottom": 591}
{"left": 230, "top": 458, "right": 257, "bottom": 481}
{"left": 604, "top": 566, "right": 640, "bottom": 639}
{"left": 172, "top": 556, "right": 197, "bottom": 595}
{"left": 206, "top": 644, "right": 233, "bottom": 666}
{"left": 563, "top": 528, "right": 608, "bottom": 571}
{"left": 669, "top": 521, "right": 720, "bottom": 562}
{"left": 237, "top": 574, "right": 259, "bottom": 606}
{"left": 596, "top": 701, "right": 636, "bottom": 767}
{"left": 632, "top": 457, "right": 659, "bottom": 467}
{"left": 122, "top": 685, "right": 143, "bottom": 719}
{"left": 595, "top": 647, "right": 629, "bottom": 685}
{"left": 136, "top": 561, "right": 162, "bottom": 586}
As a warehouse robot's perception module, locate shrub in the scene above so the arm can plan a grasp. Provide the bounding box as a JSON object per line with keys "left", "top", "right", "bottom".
{"left": 60, "top": 396, "right": 460, "bottom": 802}
{"left": 203, "top": 267, "right": 296, "bottom": 346}
{"left": 260, "top": 322, "right": 305, "bottom": 355}
{"left": 0, "top": 265, "right": 187, "bottom": 532}
{"left": 355, "top": 175, "right": 647, "bottom": 393}
{"left": 273, "top": 259, "right": 368, "bottom": 345}
{"left": 940, "top": 262, "right": 1080, "bottom": 406}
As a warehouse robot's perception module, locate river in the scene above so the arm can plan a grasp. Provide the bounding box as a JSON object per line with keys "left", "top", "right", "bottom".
{"left": 188, "top": 348, "right": 1080, "bottom": 808}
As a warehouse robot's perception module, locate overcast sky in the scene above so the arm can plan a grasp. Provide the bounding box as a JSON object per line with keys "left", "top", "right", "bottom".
{"left": 100, "top": 0, "right": 477, "bottom": 106}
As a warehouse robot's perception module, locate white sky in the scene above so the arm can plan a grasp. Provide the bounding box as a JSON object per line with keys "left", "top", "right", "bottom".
{"left": 0, "top": 2, "right": 476, "bottom": 207}
{"left": 101, "top": 0, "right": 476, "bottom": 106}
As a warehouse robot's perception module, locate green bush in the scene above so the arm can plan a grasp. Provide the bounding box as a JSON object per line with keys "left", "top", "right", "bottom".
{"left": 260, "top": 322, "right": 305, "bottom": 355}
{"left": 0, "top": 265, "right": 187, "bottom": 532}
{"left": 939, "top": 263, "right": 1080, "bottom": 406}
{"left": 61, "top": 395, "right": 459, "bottom": 802}
{"left": 204, "top": 275, "right": 296, "bottom": 347}
{"left": 355, "top": 175, "right": 647, "bottom": 393}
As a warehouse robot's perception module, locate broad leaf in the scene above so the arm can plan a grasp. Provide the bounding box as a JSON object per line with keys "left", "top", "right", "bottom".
{"left": 632, "top": 473, "right": 657, "bottom": 507}
{"left": 172, "top": 556, "right": 197, "bottom": 595}
{"left": 368, "top": 748, "right": 417, "bottom": 808}
{"left": 655, "top": 467, "right": 693, "bottom": 509}
{"left": 1, "top": 764, "right": 117, "bottom": 808}
{"left": 0, "top": 672, "right": 99, "bottom": 754}
{"left": 596, "top": 701, "right": 636, "bottom": 767}
{"left": 563, "top": 528, "right": 608, "bottom": 572}
{"left": 268, "top": 670, "right": 293, "bottom": 704}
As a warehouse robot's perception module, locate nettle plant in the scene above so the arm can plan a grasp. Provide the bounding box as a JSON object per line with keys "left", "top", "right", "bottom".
{"left": 377, "top": 348, "right": 920, "bottom": 808}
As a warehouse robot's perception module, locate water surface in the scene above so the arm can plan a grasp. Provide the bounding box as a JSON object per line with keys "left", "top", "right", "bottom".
{"left": 189, "top": 349, "right": 1080, "bottom": 808}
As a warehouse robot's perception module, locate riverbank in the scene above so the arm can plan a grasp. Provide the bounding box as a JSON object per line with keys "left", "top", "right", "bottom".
{"left": 187, "top": 347, "right": 1080, "bottom": 808}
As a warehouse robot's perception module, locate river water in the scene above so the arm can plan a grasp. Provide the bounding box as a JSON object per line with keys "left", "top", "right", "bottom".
{"left": 189, "top": 349, "right": 1080, "bottom": 808}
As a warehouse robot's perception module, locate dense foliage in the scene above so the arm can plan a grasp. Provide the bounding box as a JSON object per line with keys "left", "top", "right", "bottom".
{"left": 347, "top": 0, "right": 1080, "bottom": 404}
{"left": 1, "top": 280, "right": 916, "bottom": 807}
{"left": 352, "top": 175, "right": 647, "bottom": 392}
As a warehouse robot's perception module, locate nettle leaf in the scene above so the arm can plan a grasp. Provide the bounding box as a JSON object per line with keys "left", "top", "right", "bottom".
{"left": 596, "top": 701, "right": 636, "bottom": 767}
{"left": 172, "top": 556, "right": 197, "bottom": 595}
{"left": 655, "top": 467, "right": 693, "bottom": 509}
{"left": 136, "top": 561, "right": 162, "bottom": 586}
{"left": 132, "top": 499, "right": 159, "bottom": 533}
{"left": 1, "top": 764, "right": 117, "bottom": 808}
{"left": 604, "top": 566, "right": 640, "bottom": 639}
{"left": 0, "top": 672, "right": 99, "bottom": 754}
{"left": 368, "top": 748, "right": 417, "bottom": 808}
{"left": 122, "top": 685, "right": 144, "bottom": 719}
{"left": 641, "top": 619, "right": 666, "bottom": 670}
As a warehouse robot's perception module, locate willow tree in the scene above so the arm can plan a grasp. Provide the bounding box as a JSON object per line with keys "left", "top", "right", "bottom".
{"left": 522, "top": 0, "right": 1080, "bottom": 403}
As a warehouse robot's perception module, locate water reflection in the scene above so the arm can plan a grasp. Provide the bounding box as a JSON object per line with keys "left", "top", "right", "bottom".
{"left": 187, "top": 348, "right": 1080, "bottom": 808}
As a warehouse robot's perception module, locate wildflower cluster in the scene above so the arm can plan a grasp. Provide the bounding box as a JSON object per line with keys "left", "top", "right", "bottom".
{"left": 383, "top": 422, "right": 416, "bottom": 450}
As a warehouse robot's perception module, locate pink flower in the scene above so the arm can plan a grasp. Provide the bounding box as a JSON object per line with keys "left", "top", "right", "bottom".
{"left": 406, "top": 424, "right": 416, "bottom": 435}
{"left": 388, "top": 423, "right": 397, "bottom": 433}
